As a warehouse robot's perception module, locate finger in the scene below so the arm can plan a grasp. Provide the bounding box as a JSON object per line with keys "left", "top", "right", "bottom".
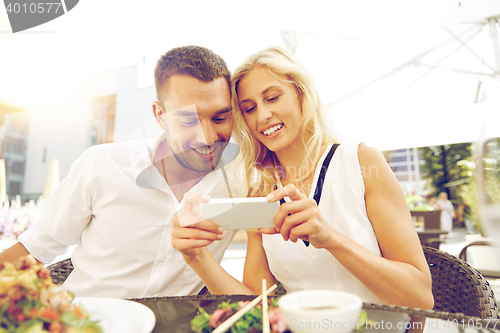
{"left": 279, "top": 209, "right": 315, "bottom": 241}
{"left": 180, "top": 192, "right": 211, "bottom": 215}
{"left": 190, "top": 220, "right": 225, "bottom": 234}
{"left": 172, "top": 239, "right": 216, "bottom": 252}
{"left": 274, "top": 199, "right": 315, "bottom": 225}
{"left": 178, "top": 214, "right": 209, "bottom": 227}
{"left": 171, "top": 226, "right": 224, "bottom": 241}
{"left": 266, "top": 184, "right": 307, "bottom": 202}
{"left": 265, "top": 187, "right": 282, "bottom": 202}
{"left": 282, "top": 184, "right": 308, "bottom": 201}
{"left": 288, "top": 223, "right": 311, "bottom": 243}
{"left": 273, "top": 198, "right": 316, "bottom": 232}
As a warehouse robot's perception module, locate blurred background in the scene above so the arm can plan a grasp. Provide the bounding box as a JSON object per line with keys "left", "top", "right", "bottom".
{"left": 0, "top": 0, "right": 499, "bottom": 241}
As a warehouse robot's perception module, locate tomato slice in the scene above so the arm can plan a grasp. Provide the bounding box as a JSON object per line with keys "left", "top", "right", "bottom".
{"left": 40, "top": 308, "right": 60, "bottom": 321}
{"left": 12, "top": 309, "right": 26, "bottom": 322}
{"left": 49, "top": 321, "right": 63, "bottom": 333}
{"left": 73, "top": 305, "right": 85, "bottom": 319}
{"left": 29, "top": 308, "right": 40, "bottom": 318}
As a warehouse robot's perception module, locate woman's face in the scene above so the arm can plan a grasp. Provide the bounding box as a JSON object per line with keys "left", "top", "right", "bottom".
{"left": 236, "top": 67, "right": 303, "bottom": 154}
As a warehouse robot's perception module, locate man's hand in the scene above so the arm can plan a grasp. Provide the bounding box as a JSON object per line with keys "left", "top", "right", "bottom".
{"left": 0, "top": 242, "right": 33, "bottom": 264}
{"left": 170, "top": 192, "right": 225, "bottom": 260}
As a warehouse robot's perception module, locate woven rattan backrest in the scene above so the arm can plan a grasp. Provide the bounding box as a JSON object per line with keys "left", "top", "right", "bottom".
{"left": 48, "top": 248, "right": 499, "bottom": 319}
{"left": 48, "top": 258, "right": 74, "bottom": 285}
{"left": 423, "top": 246, "right": 499, "bottom": 319}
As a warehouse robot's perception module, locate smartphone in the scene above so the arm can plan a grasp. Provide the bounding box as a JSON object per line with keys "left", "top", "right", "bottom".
{"left": 200, "top": 197, "right": 279, "bottom": 229}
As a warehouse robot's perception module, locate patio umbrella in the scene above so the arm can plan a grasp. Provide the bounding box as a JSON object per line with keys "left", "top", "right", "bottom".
{"left": 279, "top": 0, "right": 500, "bottom": 151}
{"left": 2, "top": 0, "right": 500, "bottom": 186}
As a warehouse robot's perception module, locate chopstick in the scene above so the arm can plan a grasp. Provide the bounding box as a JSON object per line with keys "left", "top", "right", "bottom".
{"left": 212, "top": 283, "right": 277, "bottom": 333}
{"left": 262, "top": 280, "right": 270, "bottom": 333}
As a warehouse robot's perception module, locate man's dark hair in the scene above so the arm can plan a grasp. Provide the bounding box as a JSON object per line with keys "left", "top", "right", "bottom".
{"left": 154, "top": 45, "right": 231, "bottom": 105}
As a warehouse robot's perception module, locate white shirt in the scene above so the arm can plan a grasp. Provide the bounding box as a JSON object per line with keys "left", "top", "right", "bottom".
{"left": 263, "top": 142, "right": 383, "bottom": 303}
{"left": 437, "top": 199, "right": 454, "bottom": 232}
{"left": 18, "top": 136, "right": 238, "bottom": 298}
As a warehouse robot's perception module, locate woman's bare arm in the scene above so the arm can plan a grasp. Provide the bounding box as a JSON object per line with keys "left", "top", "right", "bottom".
{"left": 242, "top": 230, "right": 276, "bottom": 295}
{"left": 265, "top": 145, "right": 433, "bottom": 309}
{"left": 323, "top": 145, "right": 433, "bottom": 308}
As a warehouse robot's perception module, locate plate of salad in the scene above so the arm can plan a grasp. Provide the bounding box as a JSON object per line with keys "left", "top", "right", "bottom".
{"left": 0, "top": 254, "right": 102, "bottom": 332}
{"left": 191, "top": 298, "right": 291, "bottom": 333}
{"left": 189, "top": 296, "right": 371, "bottom": 333}
{"left": 73, "top": 297, "right": 156, "bottom": 333}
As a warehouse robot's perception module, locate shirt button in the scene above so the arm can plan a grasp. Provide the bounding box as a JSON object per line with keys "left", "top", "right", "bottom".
{"left": 159, "top": 256, "right": 167, "bottom": 264}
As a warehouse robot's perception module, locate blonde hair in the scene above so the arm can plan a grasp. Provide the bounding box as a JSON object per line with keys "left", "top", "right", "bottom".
{"left": 230, "top": 46, "right": 340, "bottom": 197}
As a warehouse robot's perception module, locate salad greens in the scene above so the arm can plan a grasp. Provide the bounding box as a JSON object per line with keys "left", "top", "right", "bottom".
{"left": 191, "top": 297, "right": 373, "bottom": 333}
{"left": 191, "top": 300, "right": 265, "bottom": 333}
{"left": 0, "top": 255, "right": 102, "bottom": 333}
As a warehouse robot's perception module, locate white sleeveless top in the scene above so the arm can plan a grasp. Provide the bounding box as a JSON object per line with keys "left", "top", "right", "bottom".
{"left": 263, "top": 142, "right": 383, "bottom": 303}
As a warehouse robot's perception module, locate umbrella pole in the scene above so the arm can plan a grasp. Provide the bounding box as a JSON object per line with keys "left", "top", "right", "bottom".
{"left": 488, "top": 17, "right": 500, "bottom": 71}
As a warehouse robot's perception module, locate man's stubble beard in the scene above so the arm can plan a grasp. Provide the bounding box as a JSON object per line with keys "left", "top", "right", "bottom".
{"left": 170, "top": 141, "right": 227, "bottom": 173}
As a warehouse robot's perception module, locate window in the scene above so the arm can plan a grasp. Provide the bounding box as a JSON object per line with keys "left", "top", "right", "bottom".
{"left": 8, "top": 181, "right": 21, "bottom": 195}
{"left": 4, "top": 137, "right": 24, "bottom": 155}
{"left": 7, "top": 161, "right": 24, "bottom": 175}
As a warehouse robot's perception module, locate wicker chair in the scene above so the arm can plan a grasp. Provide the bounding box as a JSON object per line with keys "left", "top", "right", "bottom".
{"left": 48, "top": 258, "right": 74, "bottom": 285}
{"left": 47, "top": 258, "right": 218, "bottom": 297}
{"left": 425, "top": 237, "right": 443, "bottom": 249}
{"left": 458, "top": 241, "right": 500, "bottom": 279}
{"left": 423, "top": 246, "right": 499, "bottom": 319}
{"left": 50, "top": 248, "right": 499, "bottom": 319}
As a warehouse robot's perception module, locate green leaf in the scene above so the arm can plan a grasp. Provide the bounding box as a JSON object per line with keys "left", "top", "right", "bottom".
{"left": 60, "top": 311, "right": 80, "bottom": 326}
{"left": 16, "top": 320, "right": 45, "bottom": 333}
{"left": 190, "top": 307, "right": 211, "bottom": 333}
{"left": 354, "top": 311, "right": 378, "bottom": 331}
{"left": 0, "top": 303, "right": 9, "bottom": 318}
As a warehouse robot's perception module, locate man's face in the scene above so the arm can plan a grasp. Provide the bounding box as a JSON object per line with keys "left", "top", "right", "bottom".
{"left": 154, "top": 75, "right": 232, "bottom": 173}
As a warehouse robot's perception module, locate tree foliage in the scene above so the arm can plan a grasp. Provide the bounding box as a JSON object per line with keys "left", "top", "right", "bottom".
{"left": 418, "top": 143, "right": 472, "bottom": 203}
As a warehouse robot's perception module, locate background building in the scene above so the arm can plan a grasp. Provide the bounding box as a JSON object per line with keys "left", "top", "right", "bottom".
{"left": 383, "top": 148, "right": 425, "bottom": 195}
{"left": 1, "top": 113, "right": 29, "bottom": 199}
{"left": 21, "top": 65, "right": 157, "bottom": 199}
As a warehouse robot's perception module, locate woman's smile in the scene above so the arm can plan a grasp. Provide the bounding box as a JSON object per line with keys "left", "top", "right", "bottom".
{"left": 237, "top": 67, "right": 303, "bottom": 153}
{"left": 261, "top": 123, "right": 284, "bottom": 138}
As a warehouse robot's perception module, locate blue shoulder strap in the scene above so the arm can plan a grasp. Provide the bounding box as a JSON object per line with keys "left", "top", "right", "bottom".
{"left": 303, "top": 143, "right": 339, "bottom": 246}
{"left": 312, "top": 143, "right": 339, "bottom": 205}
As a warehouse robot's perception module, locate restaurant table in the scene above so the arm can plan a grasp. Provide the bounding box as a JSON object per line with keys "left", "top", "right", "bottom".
{"left": 410, "top": 211, "right": 441, "bottom": 230}
{"left": 417, "top": 229, "right": 449, "bottom": 248}
{"left": 129, "top": 294, "right": 500, "bottom": 333}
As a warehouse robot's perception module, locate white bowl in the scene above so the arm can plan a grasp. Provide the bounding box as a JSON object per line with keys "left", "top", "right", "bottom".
{"left": 278, "top": 290, "right": 363, "bottom": 333}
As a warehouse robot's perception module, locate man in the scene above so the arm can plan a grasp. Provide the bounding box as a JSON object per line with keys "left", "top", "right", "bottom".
{"left": 0, "top": 46, "right": 238, "bottom": 298}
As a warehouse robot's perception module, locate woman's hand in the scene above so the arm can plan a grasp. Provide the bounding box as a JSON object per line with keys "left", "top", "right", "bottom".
{"left": 170, "top": 192, "right": 225, "bottom": 260}
{"left": 261, "top": 184, "right": 336, "bottom": 249}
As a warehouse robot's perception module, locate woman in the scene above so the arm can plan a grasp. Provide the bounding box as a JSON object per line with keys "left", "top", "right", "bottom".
{"left": 436, "top": 192, "right": 455, "bottom": 233}
{"left": 171, "top": 46, "right": 433, "bottom": 309}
